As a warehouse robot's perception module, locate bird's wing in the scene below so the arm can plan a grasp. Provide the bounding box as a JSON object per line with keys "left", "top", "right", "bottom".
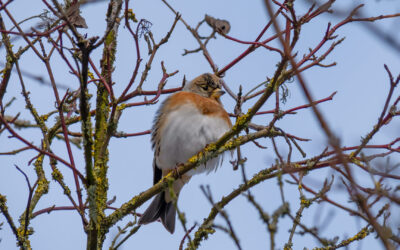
{"left": 151, "top": 95, "right": 177, "bottom": 184}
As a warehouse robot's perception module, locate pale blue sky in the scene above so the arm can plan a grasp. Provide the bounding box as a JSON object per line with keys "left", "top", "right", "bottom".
{"left": 1, "top": 0, "right": 399, "bottom": 249}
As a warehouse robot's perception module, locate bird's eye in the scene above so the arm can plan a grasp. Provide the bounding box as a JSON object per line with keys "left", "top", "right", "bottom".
{"left": 201, "top": 85, "right": 209, "bottom": 91}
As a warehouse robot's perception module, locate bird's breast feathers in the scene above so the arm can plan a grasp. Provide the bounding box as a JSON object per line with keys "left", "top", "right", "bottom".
{"left": 153, "top": 92, "right": 232, "bottom": 175}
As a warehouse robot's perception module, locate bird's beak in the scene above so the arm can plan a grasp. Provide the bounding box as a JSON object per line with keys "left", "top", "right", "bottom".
{"left": 212, "top": 88, "right": 225, "bottom": 99}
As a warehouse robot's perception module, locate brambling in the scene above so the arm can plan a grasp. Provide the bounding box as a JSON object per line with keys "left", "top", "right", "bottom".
{"left": 138, "top": 73, "right": 232, "bottom": 233}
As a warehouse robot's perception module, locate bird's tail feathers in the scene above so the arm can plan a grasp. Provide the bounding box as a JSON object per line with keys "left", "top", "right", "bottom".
{"left": 138, "top": 192, "right": 176, "bottom": 234}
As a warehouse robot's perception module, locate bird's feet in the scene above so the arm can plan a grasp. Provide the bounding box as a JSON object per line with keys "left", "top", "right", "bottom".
{"left": 172, "top": 163, "right": 184, "bottom": 178}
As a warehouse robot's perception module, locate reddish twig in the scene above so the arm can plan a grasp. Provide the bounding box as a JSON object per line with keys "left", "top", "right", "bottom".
{"left": 217, "top": 5, "right": 285, "bottom": 76}
{"left": 221, "top": 33, "right": 283, "bottom": 56}
{"left": 117, "top": 4, "right": 143, "bottom": 102}
{"left": 0, "top": 0, "right": 14, "bottom": 11}
{"left": 114, "top": 130, "right": 151, "bottom": 138}
{"left": 88, "top": 56, "right": 113, "bottom": 97}
{"left": 0, "top": 113, "right": 86, "bottom": 182}
{"left": 14, "top": 165, "right": 38, "bottom": 236}
{"left": 41, "top": 39, "right": 85, "bottom": 212}
{"left": 125, "top": 62, "right": 178, "bottom": 107}
{"left": 0, "top": 22, "right": 67, "bottom": 37}
{"left": 119, "top": 86, "right": 183, "bottom": 103}
{"left": 289, "top": 173, "right": 367, "bottom": 220}
{"left": 256, "top": 91, "right": 337, "bottom": 116}
{"left": 179, "top": 224, "right": 197, "bottom": 250}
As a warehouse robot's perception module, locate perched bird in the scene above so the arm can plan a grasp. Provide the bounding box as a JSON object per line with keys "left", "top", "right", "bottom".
{"left": 138, "top": 73, "right": 232, "bottom": 233}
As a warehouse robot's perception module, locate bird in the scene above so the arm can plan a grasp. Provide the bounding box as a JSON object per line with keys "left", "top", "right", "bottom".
{"left": 138, "top": 73, "right": 232, "bottom": 234}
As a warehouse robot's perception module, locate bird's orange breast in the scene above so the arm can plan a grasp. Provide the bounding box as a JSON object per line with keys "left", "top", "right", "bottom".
{"left": 166, "top": 91, "right": 232, "bottom": 127}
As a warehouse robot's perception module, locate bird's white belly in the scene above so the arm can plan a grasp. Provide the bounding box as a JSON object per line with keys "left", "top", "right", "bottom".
{"left": 156, "top": 104, "right": 230, "bottom": 175}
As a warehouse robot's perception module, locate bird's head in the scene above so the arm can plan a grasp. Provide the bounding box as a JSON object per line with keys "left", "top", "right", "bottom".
{"left": 184, "top": 73, "right": 225, "bottom": 102}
